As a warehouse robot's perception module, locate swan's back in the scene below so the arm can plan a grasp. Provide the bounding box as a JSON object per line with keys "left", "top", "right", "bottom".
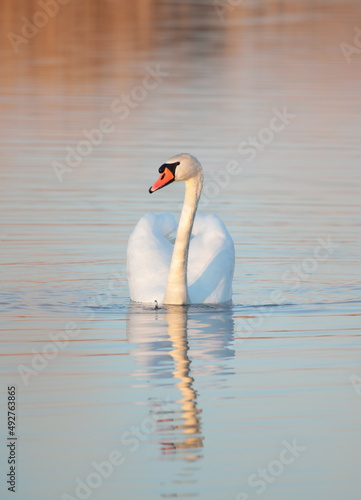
{"left": 127, "top": 212, "right": 234, "bottom": 305}
{"left": 188, "top": 214, "right": 234, "bottom": 304}
{"left": 127, "top": 213, "right": 177, "bottom": 304}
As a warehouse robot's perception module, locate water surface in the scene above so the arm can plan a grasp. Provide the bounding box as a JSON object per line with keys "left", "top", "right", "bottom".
{"left": 0, "top": 1, "right": 361, "bottom": 499}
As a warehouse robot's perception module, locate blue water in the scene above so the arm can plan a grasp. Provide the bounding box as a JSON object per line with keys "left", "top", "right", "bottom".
{"left": 0, "top": 1, "right": 361, "bottom": 499}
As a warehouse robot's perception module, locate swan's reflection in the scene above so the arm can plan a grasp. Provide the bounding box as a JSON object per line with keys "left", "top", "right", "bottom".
{"left": 163, "top": 305, "right": 203, "bottom": 454}
{"left": 126, "top": 303, "right": 234, "bottom": 460}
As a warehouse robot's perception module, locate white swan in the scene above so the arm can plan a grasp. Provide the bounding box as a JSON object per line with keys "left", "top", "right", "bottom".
{"left": 126, "top": 153, "right": 235, "bottom": 306}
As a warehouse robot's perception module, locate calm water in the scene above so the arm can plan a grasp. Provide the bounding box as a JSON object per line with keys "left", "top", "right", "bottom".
{"left": 1, "top": 1, "right": 361, "bottom": 499}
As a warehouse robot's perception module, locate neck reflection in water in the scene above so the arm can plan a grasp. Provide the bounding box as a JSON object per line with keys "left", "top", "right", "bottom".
{"left": 126, "top": 303, "right": 235, "bottom": 461}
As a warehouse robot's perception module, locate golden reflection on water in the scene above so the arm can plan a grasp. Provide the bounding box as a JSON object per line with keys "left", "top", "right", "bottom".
{"left": 1, "top": 0, "right": 359, "bottom": 95}
{"left": 163, "top": 306, "right": 203, "bottom": 458}
{"left": 127, "top": 304, "right": 234, "bottom": 461}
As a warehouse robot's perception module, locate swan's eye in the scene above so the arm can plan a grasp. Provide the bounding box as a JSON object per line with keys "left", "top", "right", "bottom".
{"left": 158, "top": 161, "right": 180, "bottom": 175}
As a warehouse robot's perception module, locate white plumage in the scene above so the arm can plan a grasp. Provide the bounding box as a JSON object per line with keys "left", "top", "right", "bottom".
{"left": 126, "top": 154, "right": 235, "bottom": 306}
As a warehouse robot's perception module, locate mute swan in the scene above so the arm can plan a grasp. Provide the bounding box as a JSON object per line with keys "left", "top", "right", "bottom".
{"left": 126, "top": 153, "right": 235, "bottom": 306}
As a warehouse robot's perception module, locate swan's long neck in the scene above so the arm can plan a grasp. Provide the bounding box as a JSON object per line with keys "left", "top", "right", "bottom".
{"left": 163, "top": 172, "right": 203, "bottom": 305}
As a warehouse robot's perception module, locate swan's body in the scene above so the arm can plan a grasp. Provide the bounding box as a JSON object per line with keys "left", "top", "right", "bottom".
{"left": 127, "top": 154, "right": 235, "bottom": 306}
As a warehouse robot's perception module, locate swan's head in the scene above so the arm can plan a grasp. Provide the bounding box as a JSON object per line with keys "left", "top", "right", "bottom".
{"left": 149, "top": 153, "right": 202, "bottom": 194}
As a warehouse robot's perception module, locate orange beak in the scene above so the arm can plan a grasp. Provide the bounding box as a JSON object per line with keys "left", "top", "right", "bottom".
{"left": 149, "top": 167, "right": 175, "bottom": 193}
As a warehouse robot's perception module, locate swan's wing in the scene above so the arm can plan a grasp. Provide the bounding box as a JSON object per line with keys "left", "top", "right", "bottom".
{"left": 127, "top": 213, "right": 177, "bottom": 304}
{"left": 188, "top": 214, "right": 235, "bottom": 304}
{"left": 127, "top": 213, "right": 235, "bottom": 305}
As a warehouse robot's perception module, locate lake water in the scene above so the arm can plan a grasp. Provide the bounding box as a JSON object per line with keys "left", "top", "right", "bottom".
{"left": 1, "top": 0, "right": 361, "bottom": 499}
